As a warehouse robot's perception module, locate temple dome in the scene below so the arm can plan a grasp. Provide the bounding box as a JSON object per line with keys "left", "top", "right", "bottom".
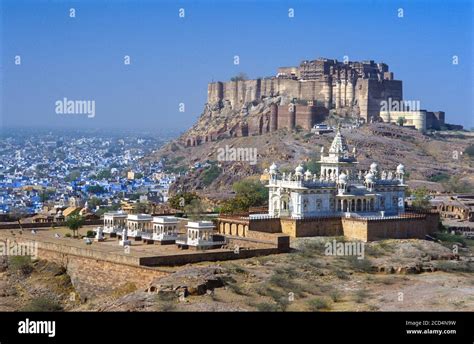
{"left": 295, "top": 164, "right": 304, "bottom": 175}
{"left": 365, "top": 172, "right": 374, "bottom": 183}
{"left": 370, "top": 162, "right": 378, "bottom": 172}
{"left": 338, "top": 172, "right": 347, "bottom": 184}
{"left": 396, "top": 163, "right": 405, "bottom": 174}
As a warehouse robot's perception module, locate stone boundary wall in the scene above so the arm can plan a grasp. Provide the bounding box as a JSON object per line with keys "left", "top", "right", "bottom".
{"left": 216, "top": 217, "right": 290, "bottom": 250}
{"left": 241, "top": 231, "right": 290, "bottom": 252}
{"left": 248, "top": 218, "right": 281, "bottom": 233}
{"left": 139, "top": 247, "right": 282, "bottom": 267}
{"left": 0, "top": 220, "right": 102, "bottom": 230}
{"left": 218, "top": 212, "right": 438, "bottom": 241}
{"left": 0, "top": 232, "right": 171, "bottom": 298}
{"left": 38, "top": 248, "right": 170, "bottom": 298}
{"left": 341, "top": 213, "right": 439, "bottom": 241}
{"left": 0, "top": 232, "right": 149, "bottom": 266}
{"left": 366, "top": 213, "right": 439, "bottom": 241}
{"left": 280, "top": 217, "right": 343, "bottom": 237}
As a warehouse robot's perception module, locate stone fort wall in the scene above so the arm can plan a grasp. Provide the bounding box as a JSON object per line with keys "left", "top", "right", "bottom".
{"left": 280, "top": 217, "right": 343, "bottom": 237}
{"left": 218, "top": 212, "right": 439, "bottom": 242}
{"left": 207, "top": 77, "right": 402, "bottom": 121}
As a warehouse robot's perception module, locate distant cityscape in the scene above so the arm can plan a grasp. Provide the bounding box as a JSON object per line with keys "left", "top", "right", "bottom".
{"left": 0, "top": 128, "right": 182, "bottom": 219}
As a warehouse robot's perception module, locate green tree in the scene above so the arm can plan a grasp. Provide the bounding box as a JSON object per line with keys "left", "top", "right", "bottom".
{"left": 87, "top": 197, "right": 103, "bottom": 209}
{"left": 464, "top": 144, "right": 474, "bottom": 158}
{"left": 86, "top": 185, "right": 106, "bottom": 194}
{"left": 169, "top": 192, "right": 200, "bottom": 210}
{"left": 443, "top": 176, "right": 472, "bottom": 193}
{"left": 201, "top": 165, "right": 221, "bottom": 186}
{"left": 96, "top": 169, "right": 112, "bottom": 180}
{"left": 65, "top": 170, "right": 81, "bottom": 182}
{"left": 184, "top": 199, "right": 207, "bottom": 220}
{"left": 9, "top": 207, "right": 28, "bottom": 231}
{"left": 35, "top": 164, "right": 49, "bottom": 178}
{"left": 95, "top": 204, "right": 120, "bottom": 217}
{"left": 220, "top": 179, "right": 268, "bottom": 214}
{"left": 411, "top": 187, "right": 431, "bottom": 211}
{"left": 232, "top": 179, "right": 268, "bottom": 206}
{"left": 65, "top": 214, "right": 84, "bottom": 238}
{"left": 303, "top": 157, "right": 321, "bottom": 175}
{"left": 397, "top": 117, "right": 406, "bottom": 126}
{"left": 220, "top": 196, "right": 252, "bottom": 214}
{"left": 230, "top": 72, "right": 248, "bottom": 82}
{"left": 133, "top": 202, "right": 148, "bottom": 214}
{"left": 39, "top": 189, "right": 54, "bottom": 204}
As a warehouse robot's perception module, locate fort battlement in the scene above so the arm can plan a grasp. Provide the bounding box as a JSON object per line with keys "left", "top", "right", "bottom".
{"left": 208, "top": 57, "right": 403, "bottom": 121}
{"left": 183, "top": 56, "right": 446, "bottom": 148}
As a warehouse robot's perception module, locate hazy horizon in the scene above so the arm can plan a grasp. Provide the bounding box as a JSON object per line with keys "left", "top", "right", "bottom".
{"left": 1, "top": 0, "right": 473, "bottom": 131}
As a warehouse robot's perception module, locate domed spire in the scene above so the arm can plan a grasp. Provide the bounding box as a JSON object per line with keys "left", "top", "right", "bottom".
{"left": 370, "top": 162, "right": 378, "bottom": 173}
{"left": 329, "top": 127, "right": 349, "bottom": 155}
{"left": 295, "top": 164, "right": 304, "bottom": 175}
{"left": 396, "top": 163, "right": 405, "bottom": 174}
{"left": 365, "top": 172, "right": 374, "bottom": 183}
{"left": 338, "top": 172, "right": 347, "bottom": 184}
{"left": 269, "top": 162, "right": 278, "bottom": 174}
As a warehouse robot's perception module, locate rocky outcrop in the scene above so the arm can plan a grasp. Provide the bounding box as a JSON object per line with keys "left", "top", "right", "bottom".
{"left": 182, "top": 96, "right": 283, "bottom": 147}
{"left": 368, "top": 239, "right": 465, "bottom": 274}
{"left": 146, "top": 266, "right": 228, "bottom": 296}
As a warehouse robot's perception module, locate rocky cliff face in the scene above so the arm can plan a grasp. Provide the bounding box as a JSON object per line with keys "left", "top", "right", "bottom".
{"left": 182, "top": 96, "right": 283, "bottom": 147}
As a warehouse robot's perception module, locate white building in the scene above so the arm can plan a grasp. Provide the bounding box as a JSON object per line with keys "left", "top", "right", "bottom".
{"left": 176, "top": 221, "right": 226, "bottom": 249}
{"left": 100, "top": 212, "right": 182, "bottom": 244}
{"left": 267, "top": 127, "right": 406, "bottom": 219}
{"left": 152, "top": 216, "right": 179, "bottom": 243}
{"left": 101, "top": 211, "right": 127, "bottom": 235}
{"left": 126, "top": 214, "right": 152, "bottom": 238}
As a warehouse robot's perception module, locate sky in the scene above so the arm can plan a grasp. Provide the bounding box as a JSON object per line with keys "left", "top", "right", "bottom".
{"left": 1, "top": 0, "right": 473, "bottom": 132}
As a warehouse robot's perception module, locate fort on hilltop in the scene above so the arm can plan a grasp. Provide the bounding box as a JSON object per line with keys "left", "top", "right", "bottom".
{"left": 208, "top": 57, "right": 403, "bottom": 122}
{"left": 183, "top": 57, "right": 448, "bottom": 147}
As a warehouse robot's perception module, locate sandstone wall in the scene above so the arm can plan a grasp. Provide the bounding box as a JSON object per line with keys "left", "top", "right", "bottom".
{"left": 277, "top": 104, "right": 296, "bottom": 129}
{"left": 37, "top": 247, "right": 169, "bottom": 298}
{"left": 248, "top": 218, "right": 281, "bottom": 233}
{"left": 208, "top": 76, "right": 402, "bottom": 122}
{"left": 356, "top": 79, "right": 403, "bottom": 121}
{"left": 341, "top": 213, "right": 439, "bottom": 242}
{"left": 280, "top": 217, "right": 343, "bottom": 237}
{"left": 138, "top": 247, "right": 284, "bottom": 266}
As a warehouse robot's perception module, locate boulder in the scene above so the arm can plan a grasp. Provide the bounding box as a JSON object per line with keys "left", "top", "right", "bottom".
{"left": 148, "top": 266, "right": 228, "bottom": 296}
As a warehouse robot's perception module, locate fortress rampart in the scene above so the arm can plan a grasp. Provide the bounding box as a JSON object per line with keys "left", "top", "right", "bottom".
{"left": 208, "top": 58, "right": 403, "bottom": 121}
{"left": 184, "top": 57, "right": 446, "bottom": 148}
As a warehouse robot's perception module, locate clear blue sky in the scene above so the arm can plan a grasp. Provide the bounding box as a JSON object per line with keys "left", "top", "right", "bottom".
{"left": 1, "top": 0, "right": 473, "bottom": 131}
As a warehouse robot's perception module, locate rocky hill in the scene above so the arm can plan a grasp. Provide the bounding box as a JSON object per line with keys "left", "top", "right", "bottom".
{"left": 149, "top": 120, "right": 474, "bottom": 199}
{"left": 182, "top": 95, "right": 284, "bottom": 147}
